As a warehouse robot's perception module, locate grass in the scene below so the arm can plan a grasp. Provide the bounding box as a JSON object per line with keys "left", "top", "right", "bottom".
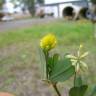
{"left": 0, "top": 20, "right": 94, "bottom": 47}
{"left": 0, "top": 19, "right": 96, "bottom": 96}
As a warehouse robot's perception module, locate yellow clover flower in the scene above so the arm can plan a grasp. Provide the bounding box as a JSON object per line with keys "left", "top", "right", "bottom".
{"left": 40, "top": 34, "right": 57, "bottom": 51}
{"left": 66, "top": 44, "right": 88, "bottom": 73}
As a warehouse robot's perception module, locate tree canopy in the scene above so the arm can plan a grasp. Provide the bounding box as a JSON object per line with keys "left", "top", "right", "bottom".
{"left": 0, "top": 0, "right": 3, "bottom": 9}
{"left": 22, "top": 0, "right": 35, "bottom": 16}
{"left": 90, "top": 0, "right": 96, "bottom": 4}
{"left": 22, "top": 0, "right": 44, "bottom": 16}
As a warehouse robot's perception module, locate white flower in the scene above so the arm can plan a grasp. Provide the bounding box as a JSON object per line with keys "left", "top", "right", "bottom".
{"left": 66, "top": 45, "right": 89, "bottom": 73}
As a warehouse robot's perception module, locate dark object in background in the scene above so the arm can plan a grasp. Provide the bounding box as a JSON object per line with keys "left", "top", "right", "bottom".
{"left": 62, "top": 6, "right": 75, "bottom": 20}
{"left": 0, "top": 13, "right": 4, "bottom": 20}
{"left": 79, "top": 8, "right": 88, "bottom": 18}
{"left": 22, "top": 0, "right": 35, "bottom": 16}
{"left": 91, "top": 0, "right": 96, "bottom": 4}
{"left": 38, "top": 9, "right": 45, "bottom": 18}
{"left": 23, "top": 0, "right": 44, "bottom": 17}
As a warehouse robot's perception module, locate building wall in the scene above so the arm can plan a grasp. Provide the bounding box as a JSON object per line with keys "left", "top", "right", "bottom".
{"left": 59, "top": 3, "right": 81, "bottom": 18}
{"left": 44, "top": 0, "right": 88, "bottom": 18}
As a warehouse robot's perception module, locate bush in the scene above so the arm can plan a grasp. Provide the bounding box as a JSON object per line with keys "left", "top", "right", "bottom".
{"left": 91, "top": 0, "right": 96, "bottom": 4}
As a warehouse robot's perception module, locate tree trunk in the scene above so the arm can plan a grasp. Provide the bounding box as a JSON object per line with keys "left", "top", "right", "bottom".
{"left": 23, "top": 0, "right": 35, "bottom": 16}
{"left": 28, "top": 6, "right": 35, "bottom": 16}
{"left": 90, "top": 4, "right": 96, "bottom": 37}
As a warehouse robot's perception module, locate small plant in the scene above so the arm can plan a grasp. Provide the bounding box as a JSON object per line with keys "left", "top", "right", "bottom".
{"left": 39, "top": 34, "right": 96, "bottom": 96}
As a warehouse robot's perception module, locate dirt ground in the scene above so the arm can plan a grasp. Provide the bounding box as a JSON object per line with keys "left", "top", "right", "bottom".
{"left": 0, "top": 39, "right": 69, "bottom": 96}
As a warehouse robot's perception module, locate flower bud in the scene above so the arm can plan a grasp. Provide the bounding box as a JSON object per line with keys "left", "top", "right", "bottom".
{"left": 40, "top": 34, "right": 57, "bottom": 51}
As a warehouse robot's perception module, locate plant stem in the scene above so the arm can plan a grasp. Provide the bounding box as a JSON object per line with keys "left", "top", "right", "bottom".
{"left": 52, "top": 83, "right": 61, "bottom": 96}
{"left": 74, "top": 62, "right": 78, "bottom": 87}
{"left": 93, "top": 23, "right": 96, "bottom": 38}
{"left": 44, "top": 51, "right": 49, "bottom": 79}
{"left": 74, "top": 71, "right": 77, "bottom": 87}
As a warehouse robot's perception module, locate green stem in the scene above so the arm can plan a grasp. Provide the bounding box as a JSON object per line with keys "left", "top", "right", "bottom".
{"left": 52, "top": 83, "right": 61, "bottom": 96}
{"left": 74, "top": 61, "right": 78, "bottom": 87}
{"left": 93, "top": 23, "right": 96, "bottom": 37}
{"left": 44, "top": 51, "right": 61, "bottom": 96}
{"left": 44, "top": 51, "right": 49, "bottom": 79}
{"left": 74, "top": 71, "right": 77, "bottom": 87}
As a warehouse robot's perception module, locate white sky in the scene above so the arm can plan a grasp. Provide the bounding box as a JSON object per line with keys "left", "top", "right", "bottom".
{"left": 45, "top": 0, "right": 83, "bottom": 4}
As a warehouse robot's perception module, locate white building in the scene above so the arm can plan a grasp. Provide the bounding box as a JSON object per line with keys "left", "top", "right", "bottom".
{"left": 2, "top": 0, "right": 14, "bottom": 14}
{"left": 1, "top": 0, "right": 29, "bottom": 21}
{"left": 44, "top": 0, "right": 88, "bottom": 18}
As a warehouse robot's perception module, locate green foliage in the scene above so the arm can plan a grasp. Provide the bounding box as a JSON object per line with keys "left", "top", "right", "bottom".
{"left": 74, "top": 76, "right": 83, "bottom": 87}
{"left": 0, "top": 0, "right": 3, "bottom": 4}
{"left": 90, "top": 85, "right": 96, "bottom": 96}
{"left": 0, "top": 0, "right": 3, "bottom": 9}
{"left": 49, "top": 58, "right": 75, "bottom": 82}
{"left": 69, "top": 85, "right": 88, "bottom": 96}
{"left": 37, "top": 0, "right": 44, "bottom": 4}
{"left": 90, "top": 0, "right": 96, "bottom": 4}
{"left": 39, "top": 24, "right": 94, "bottom": 96}
{"left": 40, "top": 47, "right": 75, "bottom": 82}
{"left": 22, "top": 0, "right": 44, "bottom": 16}
{"left": 48, "top": 54, "right": 59, "bottom": 75}
{"left": 41, "top": 50, "right": 75, "bottom": 82}
{"left": 40, "top": 44, "right": 75, "bottom": 96}
{"left": 40, "top": 38, "right": 90, "bottom": 96}
{"left": 23, "top": 0, "right": 35, "bottom": 16}
{"left": 39, "top": 48, "right": 47, "bottom": 80}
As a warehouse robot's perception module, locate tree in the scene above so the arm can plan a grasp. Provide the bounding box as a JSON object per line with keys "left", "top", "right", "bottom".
{"left": 22, "top": 0, "right": 44, "bottom": 16}
{"left": 90, "top": 0, "right": 96, "bottom": 17}
{"left": 91, "top": 0, "right": 96, "bottom": 4}
{"left": 37, "top": 0, "right": 44, "bottom": 4}
{"left": 22, "top": 0, "right": 35, "bottom": 16}
{"left": 0, "top": 0, "right": 3, "bottom": 9}
{"left": 90, "top": 0, "right": 96, "bottom": 37}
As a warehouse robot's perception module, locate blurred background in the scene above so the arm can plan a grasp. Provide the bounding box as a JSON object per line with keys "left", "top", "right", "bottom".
{"left": 0, "top": 0, "right": 96, "bottom": 96}
{"left": 0, "top": 0, "right": 96, "bottom": 21}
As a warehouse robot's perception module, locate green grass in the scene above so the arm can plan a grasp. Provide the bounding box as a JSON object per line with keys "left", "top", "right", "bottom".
{"left": 0, "top": 20, "right": 94, "bottom": 47}
{"left": 0, "top": 19, "right": 96, "bottom": 95}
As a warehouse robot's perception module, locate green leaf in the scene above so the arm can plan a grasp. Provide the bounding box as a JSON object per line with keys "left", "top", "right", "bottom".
{"left": 49, "top": 58, "right": 75, "bottom": 82}
{"left": 48, "top": 54, "right": 59, "bottom": 75}
{"left": 74, "top": 76, "right": 83, "bottom": 87}
{"left": 48, "top": 54, "right": 59, "bottom": 70}
{"left": 52, "top": 53, "right": 59, "bottom": 66}
{"left": 48, "top": 57, "right": 53, "bottom": 69}
{"left": 39, "top": 48, "right": 47, "bottom": 80}
{"left": 90, "top": 85, "right": 96, "bottom": 96}
{"left": 69, "top": 85, "right": 88, "bottom": 96}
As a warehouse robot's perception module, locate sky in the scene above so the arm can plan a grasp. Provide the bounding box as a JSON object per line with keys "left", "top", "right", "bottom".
{"left": 45, "top": 0, "right": 82, "bottom": 4}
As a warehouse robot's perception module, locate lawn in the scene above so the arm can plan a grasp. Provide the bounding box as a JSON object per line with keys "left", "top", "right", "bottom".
{"left": 0, "top": 19, "right": 96, "bottom": 96}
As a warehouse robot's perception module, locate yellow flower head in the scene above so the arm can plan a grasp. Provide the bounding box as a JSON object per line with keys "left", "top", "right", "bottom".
{"left": 40, "top": 34, "right": 57, "bottom": 51}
